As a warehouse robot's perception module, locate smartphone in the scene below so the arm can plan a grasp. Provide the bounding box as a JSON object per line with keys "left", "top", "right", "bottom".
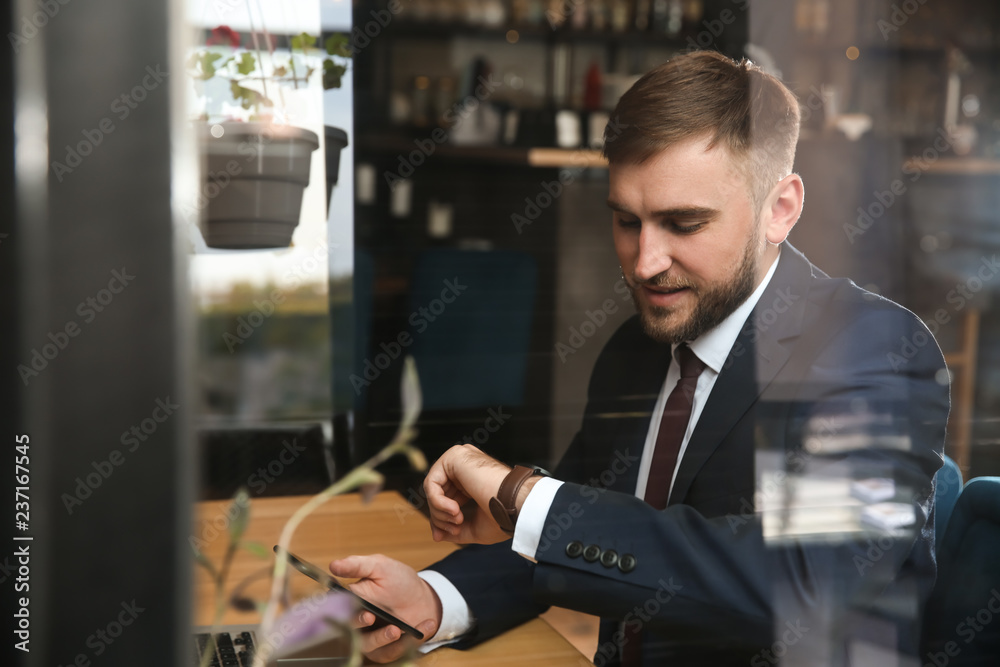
{"left": 273, "top": 546, "right": 424, "bottom": 640}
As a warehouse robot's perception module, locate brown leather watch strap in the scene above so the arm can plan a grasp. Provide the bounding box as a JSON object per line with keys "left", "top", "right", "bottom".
{"left": 488, "top": 465, "right": 545, "bottom": 535}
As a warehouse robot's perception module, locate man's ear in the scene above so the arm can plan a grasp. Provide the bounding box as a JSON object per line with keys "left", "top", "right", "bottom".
{"left": 763, "top": 174, "right": 804, "bottom": 245}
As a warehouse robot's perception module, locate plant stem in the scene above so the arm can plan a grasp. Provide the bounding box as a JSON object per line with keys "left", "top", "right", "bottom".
{"left": 251, "top": 436, "right": 416, "bottom": 667}
{"left": 199, "top": 530, "right": 242, "bottom": 667}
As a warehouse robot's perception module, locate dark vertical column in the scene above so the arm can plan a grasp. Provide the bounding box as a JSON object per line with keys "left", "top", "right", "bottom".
{"left": 11, "top": 0, "right": 192, "bottom": 665}
{"left": 1, "top": 1, "right": 24, "bottom": 663}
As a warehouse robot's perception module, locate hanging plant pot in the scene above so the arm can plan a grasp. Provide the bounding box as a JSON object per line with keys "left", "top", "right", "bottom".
{"left": 201, "top": 121, "right": 320, "bottom": 249}
{"left": 324, "top": 125, "right": 349, "bottom": 206}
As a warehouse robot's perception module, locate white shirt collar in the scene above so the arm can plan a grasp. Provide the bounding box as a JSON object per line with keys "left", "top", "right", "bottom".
{"left": 681, "top": 250, "right": 782, "bottom": 374}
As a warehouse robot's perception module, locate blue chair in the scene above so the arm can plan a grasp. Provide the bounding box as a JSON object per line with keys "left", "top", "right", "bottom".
{"left": 935, "top": 455, "right": 964, "bottom": 551}
{"left": 329, "top": 249, "right": 374, "bottom": 476}
{"left": 408, "top": 249, "right": 537, "bottom": 410}
{"left": 922, "top": 477, "right": 1000, "bottom": 664}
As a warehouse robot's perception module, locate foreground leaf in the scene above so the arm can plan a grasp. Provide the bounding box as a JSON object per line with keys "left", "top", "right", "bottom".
{"left": 291, "top": 32, "right": 317, "bottom": 52}
{"left": 326, "top": 34, "right": 351, "bottom": 58}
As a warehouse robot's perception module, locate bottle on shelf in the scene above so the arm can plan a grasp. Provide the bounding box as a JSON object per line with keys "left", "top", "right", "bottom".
{"left": 609, "top": 0, "right": 630, "bottom": 32}
{"left": 583, "top": 61, "right": 602, "bottom": 111}
{"left": 412, "top": 75, "right": 432, "bottom": 127}
{"left": 681, "top": 0, "right": 703, "bottom": 38}
{"left": 591, "top": 0, "right": 610, "bottom": 31}
{"left": 794, "top": 0, "right": 829, "bottom": 40}
{"left": 634, "top": 0, "right": 651, "bottom": 31}
{"left": 434, "top": 77, "right": 457, "bottom": 127}
{"left": 546, "top": 0, "right": 568, "bottom": 29}
{"left": 482, "top": 0, "right": 507, "bottom": 27}
{"left": 512, "top": 0, "right": 531, "bottom": 24}
{"left": 667, "top": 0, "right": 683, "bottom": 36}
{"left": 652, "top": 0, "right": 682, "bottom": 36}
{"left": 651, "top": 0, "right": 668, "bottom": 33}
{"left": 570, "top": 0, "right": 590, "bottom": 30}
{"left": 525, "top": 0, "right": 545, "bottom": 25}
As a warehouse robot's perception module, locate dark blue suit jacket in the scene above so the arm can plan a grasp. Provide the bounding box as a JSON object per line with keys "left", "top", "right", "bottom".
{"left": 428, "top": 244, "right": 950, "bottom": 666}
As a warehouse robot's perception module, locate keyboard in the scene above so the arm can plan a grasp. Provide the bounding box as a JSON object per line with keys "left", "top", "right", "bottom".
{"left": 195, "top": 629, "right": 256, "bottom": 667}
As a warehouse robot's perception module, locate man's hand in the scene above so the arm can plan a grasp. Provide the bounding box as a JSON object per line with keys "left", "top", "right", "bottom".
{"left": 328, "top": 554, "right": 440, "bottom": 664}
{"left": 424, "top": 444, "right": 525, "bottom": 545}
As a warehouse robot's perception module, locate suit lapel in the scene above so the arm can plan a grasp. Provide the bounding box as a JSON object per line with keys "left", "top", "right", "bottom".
{"left": 668, "top": 245, "right": 814, "bottom": 506}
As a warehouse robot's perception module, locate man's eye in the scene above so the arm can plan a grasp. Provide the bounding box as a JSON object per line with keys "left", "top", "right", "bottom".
{"left": 673, "top": 222, "right": 705, "bottom": 234}
{"left": 616, "top": 217, "right": 640, "bottom": 228}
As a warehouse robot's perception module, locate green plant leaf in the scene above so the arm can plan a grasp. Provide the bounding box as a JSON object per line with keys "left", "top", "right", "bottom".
{"left": 272, "top": 64, "right": 288, "bottom": 78}
{"left": 189, "top": 51, "right": 224, "bottom": 80}
{"left": 322, "top": 61, "right": 347, "bottom": 90}
{"left": 228, "top": 487, "right": 251, "bottom": 544}
{"left": 241, "top": 540, "right": 270, "bottom": 560}
{"left": 291, "top": 32, "right": 317, "bottom": 52}
{"left": 402, "top": 445, "right": 428, "bottom": 472}
{"left": 231, "top": 80, "right": 250, "bottom": 107}
{"left": 325, "top": 34, "right": 351, "bottom": 58}
{"left": 236, "top": 52, "right": 257, "bottom": 76}
{"left": 359, "top": 470, "right": 386, "bottom": 504}
{"left": 230, "top": 81, "right": 272, "bottom": 112}
{"left": 400, "top": 356, "right": 423, "bottom": 432}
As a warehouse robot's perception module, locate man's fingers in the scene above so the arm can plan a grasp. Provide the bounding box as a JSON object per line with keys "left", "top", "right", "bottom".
{"left": 416, "top": 619, "right": 437, "bottom": 641}
{"left": 428, "top": 503, "right": 462, "bottom": 526}
{"left": 424, "top": 462, "right": 465, "bottom": 514}
{"left": 423, "top": 458, "right": 449, "bottom": 490}
{"left": 359, "top": 621, "right": 438, "bottom": 663}
{"left": 352, "top": 610, "right": 376, "bottom": 629}
{"left": 428, "top": 519, "right": 456, "bottom": 541}
{"left": 425, "top": 480, "right": 463, "bottom": 516}
{"left": 432, "top": 520, "right": 475, "bottom": 544}
{"left": 358, "top": 623, "right": 404, "bottom": 660}
{"left": 358, "top": 618, "right": 438, "bottom": 663}
{"left": 328, "top": 555, "right": 375, "bottom": 580}
{"left": 428, "top": 505, "right": 466, "bottom": 537}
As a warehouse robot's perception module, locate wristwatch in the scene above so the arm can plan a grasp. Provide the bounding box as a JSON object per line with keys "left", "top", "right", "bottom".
{"left": 488, "top": 465, "right": 550, "bottom": 535}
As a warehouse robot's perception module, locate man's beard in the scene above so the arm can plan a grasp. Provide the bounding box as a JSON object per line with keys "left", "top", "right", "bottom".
{"left": 625, "top": 234, "right": 760, "bottom": 344}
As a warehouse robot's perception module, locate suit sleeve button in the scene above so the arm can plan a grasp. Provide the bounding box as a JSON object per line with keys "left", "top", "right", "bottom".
{"left": 565, "top": 541, "right": 584, "bottom": 558}
{"left": 583, "top": 544, "right": 601, "bottom": 563}
{"left": 618, "top": 553, "right": 637, "bottom": 573}
{"left": 599, "top": 549, "right": 618, "bottom": 568}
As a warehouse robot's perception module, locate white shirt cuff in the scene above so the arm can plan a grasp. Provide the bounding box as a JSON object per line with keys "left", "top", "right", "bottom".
{"left": 511, "top": 477, "right": 565, "bottom": 561}
{"left": 416, "top": 569, "right": 474, "bottom": 652}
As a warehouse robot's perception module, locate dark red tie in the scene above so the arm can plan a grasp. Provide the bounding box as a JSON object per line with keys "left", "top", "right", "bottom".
{"left": 643, "top": 344, "right": 705, "bottom": 510}
{"left": 621, "top": 344, "right": 705, "bottom": 666}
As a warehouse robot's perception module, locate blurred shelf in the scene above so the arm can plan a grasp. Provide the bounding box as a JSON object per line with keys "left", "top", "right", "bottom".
{"left": 528, "top": 147, "right": 606, "bottom": 168}
{"left": 902, "top": 157, "right": 1000, "bottom": 175}
{"left": 358, "top": 134, "right": 607, "bottom": 168}
{"left": 385, "top": 20, "right": 689, "bottom": 47}
{"left": 790, "top": 40, "right": 1000, "bottom": 58}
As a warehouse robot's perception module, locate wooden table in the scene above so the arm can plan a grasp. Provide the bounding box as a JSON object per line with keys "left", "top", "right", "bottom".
{"left": 193, "top": 491, "right": 591, "bottom": 665}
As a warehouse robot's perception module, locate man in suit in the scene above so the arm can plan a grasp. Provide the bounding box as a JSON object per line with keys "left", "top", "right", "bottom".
{"left": 329, "top": 51, "right": 950, "bottom": 665}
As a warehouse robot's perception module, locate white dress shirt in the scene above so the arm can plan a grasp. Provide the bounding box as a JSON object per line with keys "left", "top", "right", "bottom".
{"left": 420, "top": 252, "right": 782, "bottom": 649}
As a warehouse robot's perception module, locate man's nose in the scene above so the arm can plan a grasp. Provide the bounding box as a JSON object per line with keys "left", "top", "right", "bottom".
{"left": 634, "top": 226, "right": 673, "bottom": 282}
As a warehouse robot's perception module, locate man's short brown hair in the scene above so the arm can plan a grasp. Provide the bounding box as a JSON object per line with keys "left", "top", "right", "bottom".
{"left": 604, "top": 50, "right": 801, "bottom": 216}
